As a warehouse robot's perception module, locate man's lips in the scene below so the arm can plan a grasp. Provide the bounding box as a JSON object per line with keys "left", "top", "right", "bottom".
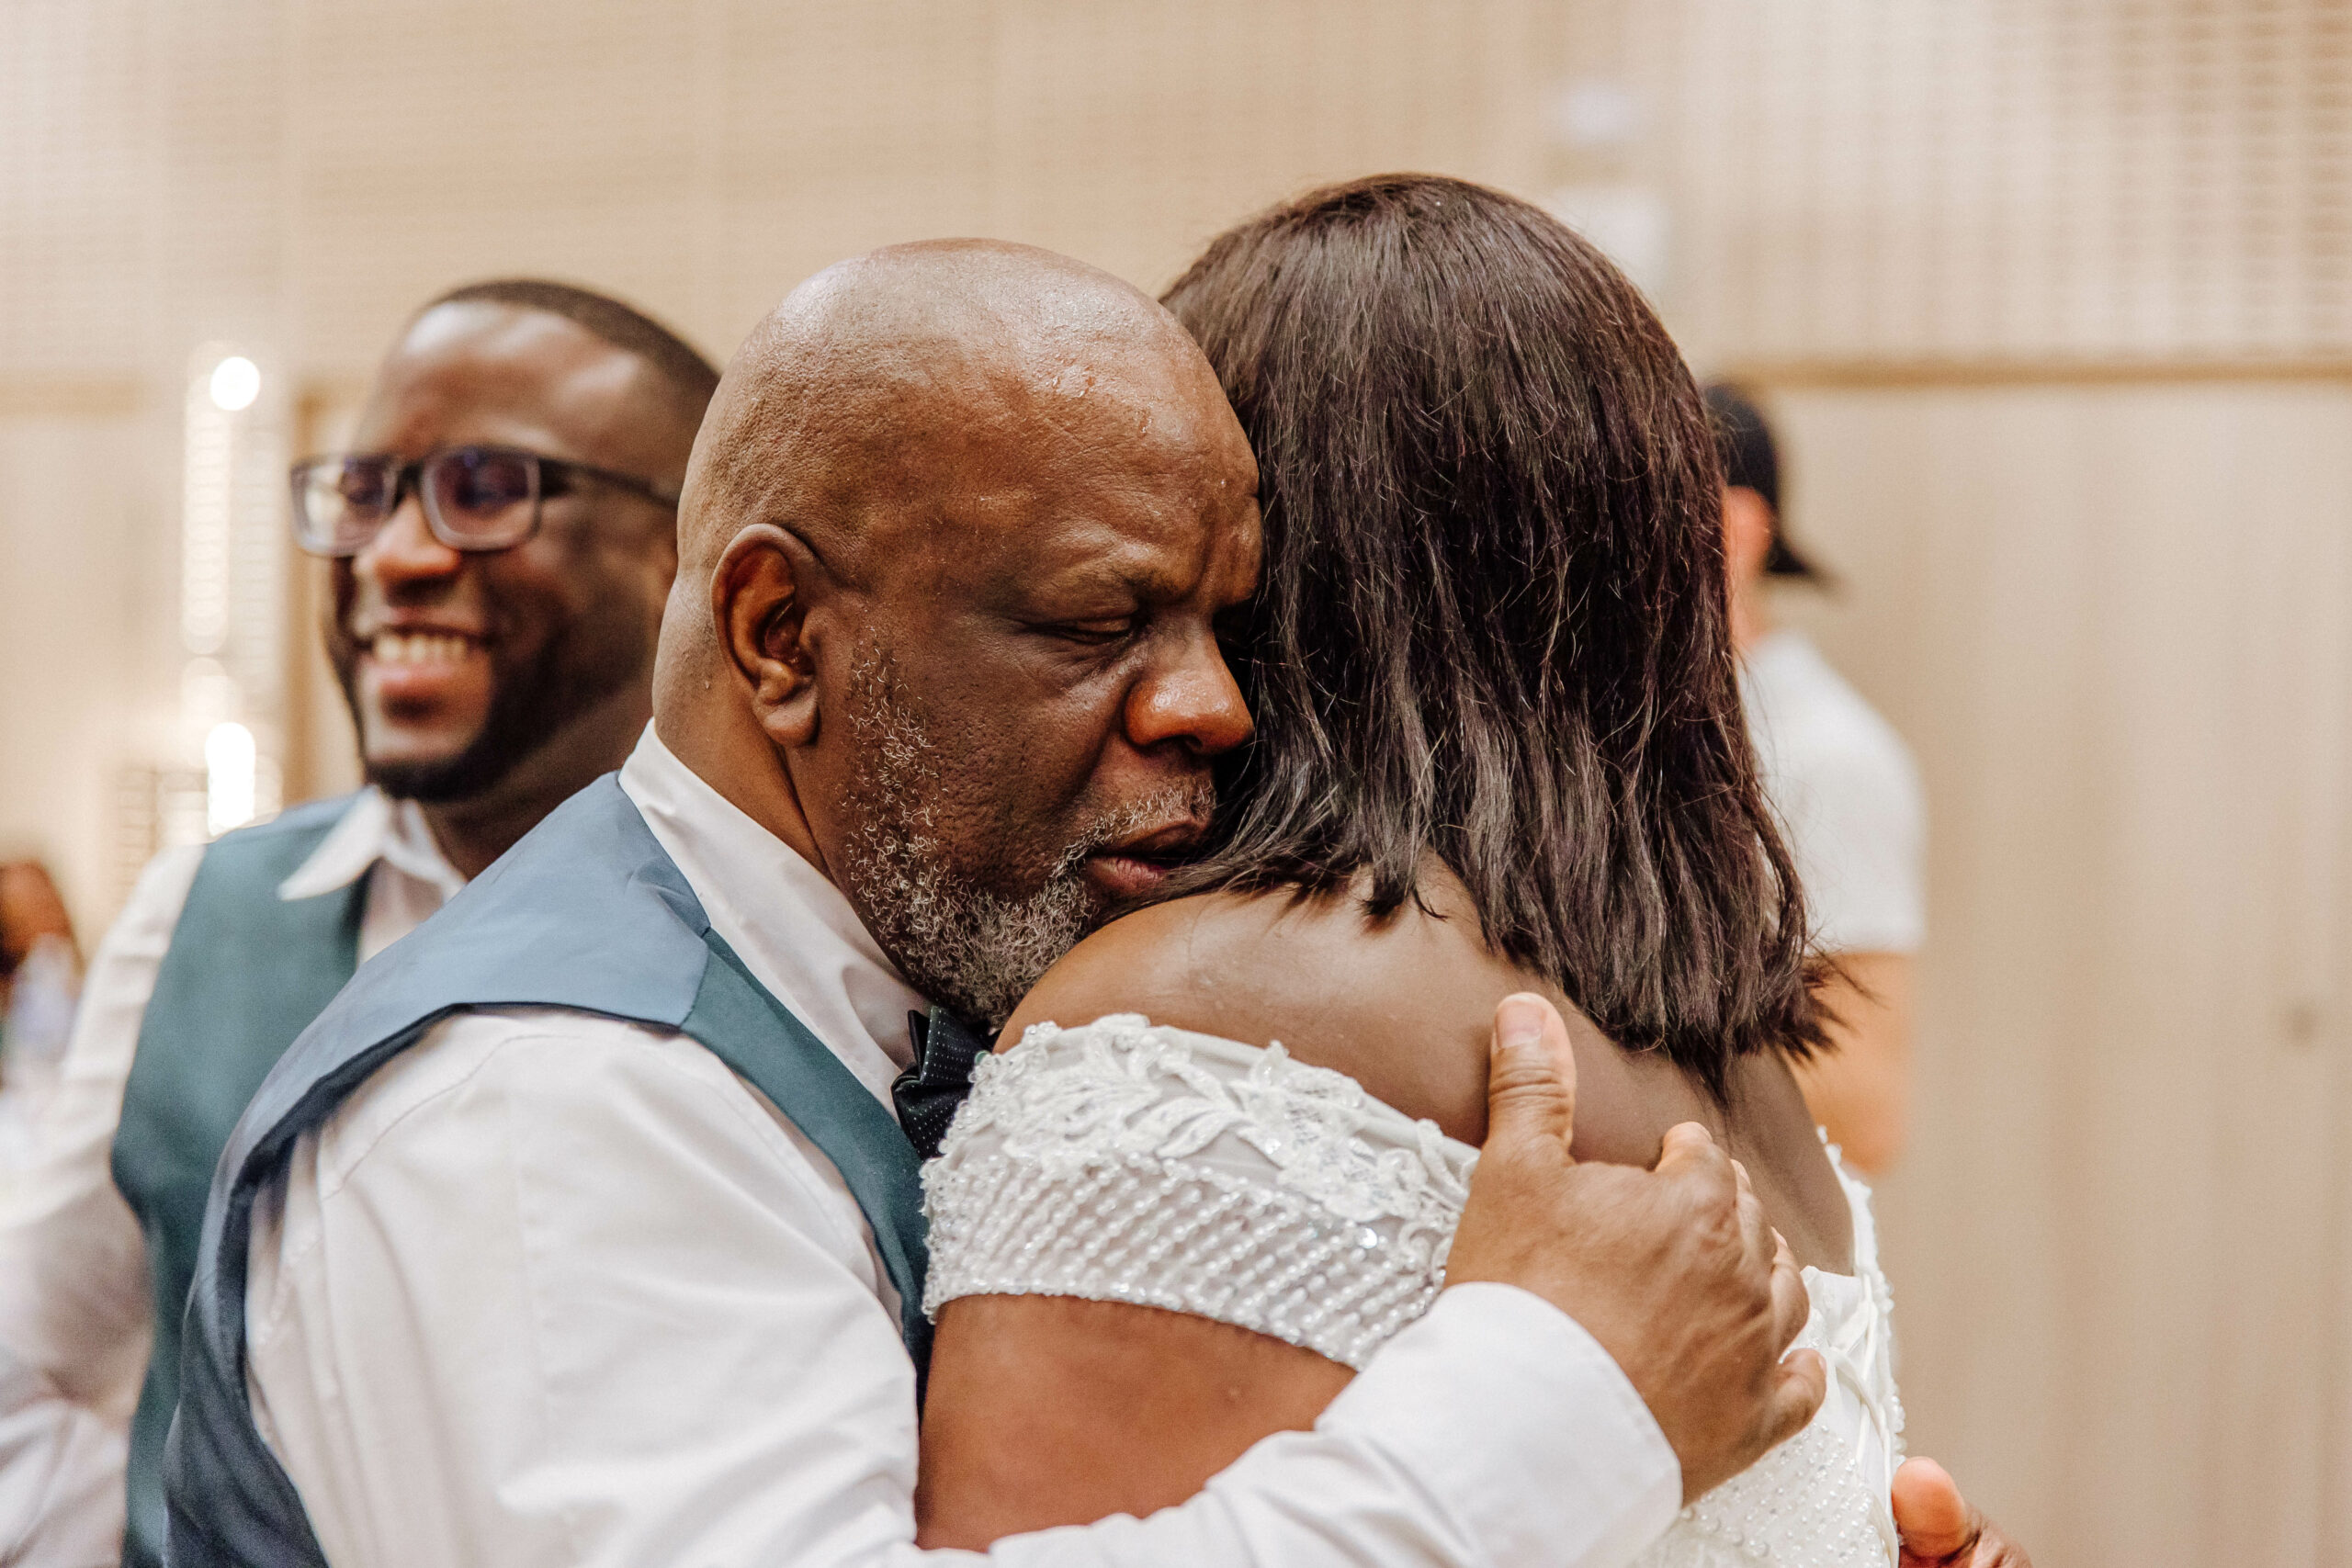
{"left": 1083, "top": 823, "right": 1207, "bottom": 900}
{"left": 1082, "top": 854, "right": 1176, "bottom": 900}
{"left": 352, "top": 625, "right": 491, "bottom": 705}
{"left": 363, "top": 629, "right": 484, "bottom": 667}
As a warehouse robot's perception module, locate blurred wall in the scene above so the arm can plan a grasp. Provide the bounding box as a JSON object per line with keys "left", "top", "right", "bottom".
{"left": 1626, "top": 6, "right": 2352, "bottom": 1562}
{"left": 1770, "top": 383, "right": 2352, "bottom": 1565}
{"left": 6, "top": 4, "right": 2352, "bottom": 1565}
{"left": 1636, "top": 8, "right": 2352, "bottom": 1561}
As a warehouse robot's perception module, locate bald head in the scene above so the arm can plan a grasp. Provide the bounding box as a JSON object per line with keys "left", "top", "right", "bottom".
{"left": 669, "top": 241, "right": 1238, "bottom": 626}
{"left": 651, "top": 238, "right": 1260, "bottom": 1024}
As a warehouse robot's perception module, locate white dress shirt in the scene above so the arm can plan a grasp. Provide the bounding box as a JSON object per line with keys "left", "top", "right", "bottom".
{"left": 0, "top": 791, "right": 462, "bottom": 1567}
{"left": 1741, "top": 629, "right": 1928, "bottom": 954}
{"left": 245, "top": 725, "right": 1683, "bottom": 1568}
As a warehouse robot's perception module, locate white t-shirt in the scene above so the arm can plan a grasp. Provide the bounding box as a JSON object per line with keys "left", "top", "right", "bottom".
{"left": 1740, "top": 628, "right": 1927, "bottom": 954}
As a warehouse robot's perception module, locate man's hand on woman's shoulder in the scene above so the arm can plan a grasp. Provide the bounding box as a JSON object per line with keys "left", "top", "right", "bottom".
{"left": 1445, "top": 993, "right": 1827, "bottom": 1503}
{"left": 1444, "top": 997, "right": 2041, "bottom": 1566}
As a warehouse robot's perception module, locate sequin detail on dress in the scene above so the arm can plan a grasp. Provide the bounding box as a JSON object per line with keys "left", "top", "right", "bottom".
{"left": 922, "top": 1015, "right": 1904, "bottom": 1567}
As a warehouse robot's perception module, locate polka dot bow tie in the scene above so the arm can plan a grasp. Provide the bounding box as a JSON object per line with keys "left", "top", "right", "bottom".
{"left": 892, "top": 1007, "right": 993, "bottom": 1160}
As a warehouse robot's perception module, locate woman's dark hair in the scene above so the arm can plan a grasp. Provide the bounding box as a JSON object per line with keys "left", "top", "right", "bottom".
{"left": 1160, "top": 174, "right": 1822, "bottom": 1089}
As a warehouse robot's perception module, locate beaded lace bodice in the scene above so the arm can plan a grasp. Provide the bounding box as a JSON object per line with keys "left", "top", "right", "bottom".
{"left": 923, "top": 1015, "right": 1905, "bottom": 1568}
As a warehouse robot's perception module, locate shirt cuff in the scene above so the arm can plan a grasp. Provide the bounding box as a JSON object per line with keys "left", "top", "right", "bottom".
{"left": 1319, "top": 1281, "right": 1681, "bottom": 1568}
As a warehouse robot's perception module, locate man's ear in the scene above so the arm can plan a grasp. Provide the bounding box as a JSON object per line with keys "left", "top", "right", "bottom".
{"left": 711, "top": 525, "right": 825, "bottom": 750}
{"left": 1720, "top": 485, "right": 1777, "bottom": 587}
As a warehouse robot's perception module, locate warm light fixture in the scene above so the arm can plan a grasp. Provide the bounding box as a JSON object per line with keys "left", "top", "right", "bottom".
{"left": 208, "top": 355, "right": 261, "bottom": 412}
{"left": 204, "top": 720, "right": 258, "bottom": 837}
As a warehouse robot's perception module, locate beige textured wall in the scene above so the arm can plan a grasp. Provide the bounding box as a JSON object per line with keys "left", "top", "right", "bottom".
{"left": 0, "top": 418, "right": 160, "bottom": 920}
{"left": 1765, "top": 383, "right": 2352, "bottom": 1563}
{"left": 6, "top": 5, "right": 2352, "bottom": 1564}
{"left": 5, "top": 0, "right": 1565, "bottom": 389}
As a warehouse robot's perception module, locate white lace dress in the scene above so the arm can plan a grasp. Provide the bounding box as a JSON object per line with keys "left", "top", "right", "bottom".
{"left": 922, "top": 1015, "right": 1905, "bottom": 1568}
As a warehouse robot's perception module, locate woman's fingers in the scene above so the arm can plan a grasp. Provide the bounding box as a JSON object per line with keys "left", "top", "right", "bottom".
{"left": 1892, "top": 1457, "right": 1980, "bottom": 1562}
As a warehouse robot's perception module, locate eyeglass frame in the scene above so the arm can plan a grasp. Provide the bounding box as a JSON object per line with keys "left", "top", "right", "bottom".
{"left": 288, "top": 444, "right": 680, "bottom": 558}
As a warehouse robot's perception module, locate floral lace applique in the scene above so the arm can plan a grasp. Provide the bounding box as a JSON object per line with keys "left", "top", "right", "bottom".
{"left": 923, "top": 1015, "right": 1471, "bottom": 1368}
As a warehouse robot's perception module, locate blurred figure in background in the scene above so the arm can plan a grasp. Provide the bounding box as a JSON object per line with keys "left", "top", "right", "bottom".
{"left": 0, "top": 278, "right": 716, "bottom": 1568}
{"left": 0, "top": 862, "right": 81, "bottom": 1076}
{"left": 0, "top": 860, "right": 83, "bottom": 1154}
{"left": 1708, "top": 384, "right": 1925, "bottom": 1175}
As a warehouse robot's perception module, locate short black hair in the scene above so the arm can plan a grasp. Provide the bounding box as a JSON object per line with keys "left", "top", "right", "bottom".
{"left": 1164, "top": 175, "right": 1823, "bottom": 1091}
{"left": 1703, "top": 382, "right": 1818, "bottom": 580}
{"left": 427, "top": 278, "right": 721, "bottom": 423}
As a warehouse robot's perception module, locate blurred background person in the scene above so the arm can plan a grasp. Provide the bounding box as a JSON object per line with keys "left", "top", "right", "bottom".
{"left": 0, "top": 279, "right": 715, "bottom": 1568}
{"left": 1708, "top": 383, "right": 1924, "bottom": 1176}
{"left": 0, "top": 860, "right": 82, "bottom": 1158}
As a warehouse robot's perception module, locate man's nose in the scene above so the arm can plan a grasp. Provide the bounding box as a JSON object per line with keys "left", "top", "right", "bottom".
{"left": 1124, "top": 635, "right": 1254, "bottom": 758}
{"left": 353, "top": 492, "right": 466, "bottom": 595}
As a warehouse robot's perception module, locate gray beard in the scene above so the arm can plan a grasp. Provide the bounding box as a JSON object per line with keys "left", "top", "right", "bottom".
{"left": 835, "top": 654, "right": 1204, "bottom": 1029}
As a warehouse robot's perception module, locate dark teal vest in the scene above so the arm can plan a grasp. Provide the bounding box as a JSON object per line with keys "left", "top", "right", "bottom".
{"left": 164, "top": 775, "right": 931, "bottom": 1568}
{"left": 111, "top": 795, "right": 364, "bottom": 1568}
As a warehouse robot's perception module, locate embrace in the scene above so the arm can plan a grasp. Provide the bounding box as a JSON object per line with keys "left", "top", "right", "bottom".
{"left": 159, "top": 176, "right": 2023, "bottom": 1566}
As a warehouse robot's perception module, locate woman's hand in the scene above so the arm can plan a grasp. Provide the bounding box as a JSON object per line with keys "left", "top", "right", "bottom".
{"left": 1893, "top": 1457, "right": 2033, "bottom": 1566}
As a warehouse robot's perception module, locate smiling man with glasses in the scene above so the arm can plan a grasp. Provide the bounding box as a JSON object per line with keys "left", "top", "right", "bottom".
{"left": 0, "top": 278, "right": 716, "bottom": 1568}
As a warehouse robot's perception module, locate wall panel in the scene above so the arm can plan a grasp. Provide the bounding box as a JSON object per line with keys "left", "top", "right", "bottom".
{"left": 1768, "top": 383, "right": 2352, "bottom": 1564}
{"left": 0, "top": 415, "right": 171, "bottom": 931}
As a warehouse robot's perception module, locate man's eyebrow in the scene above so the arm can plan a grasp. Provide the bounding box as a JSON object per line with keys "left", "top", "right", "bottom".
{"left": 1121, "top": 561, "right": 1200, "bottom": 603}
{"left": 1008, "top": 575, "right": 1163, "bottom": 619}
{"left": 1020, "top": 541, "right": 1193, "bottom": 605}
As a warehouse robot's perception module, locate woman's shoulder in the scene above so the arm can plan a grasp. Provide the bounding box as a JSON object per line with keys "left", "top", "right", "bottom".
{"left": 1003, "top": 874, "right": 1546, "bottom": 1145}
{"left": 1001, "top": 873, "right": 1856, "bottom": 1269}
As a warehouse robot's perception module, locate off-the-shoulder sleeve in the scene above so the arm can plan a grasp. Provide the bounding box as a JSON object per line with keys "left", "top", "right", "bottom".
{"left": 922, "top": 1014, "right": 1476, "bottom": 1370}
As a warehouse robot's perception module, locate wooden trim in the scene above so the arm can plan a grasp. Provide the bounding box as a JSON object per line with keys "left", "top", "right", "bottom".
{"left": 1721, "top": 355, "right": 2352, "bottom": 389}
{"left": 0, "top": 376, "right": 149, "bottom": 417}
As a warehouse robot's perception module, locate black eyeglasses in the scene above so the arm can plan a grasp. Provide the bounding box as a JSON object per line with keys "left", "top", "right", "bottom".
{"left": 289, "top": 446, "right": 679, "bottom": 558}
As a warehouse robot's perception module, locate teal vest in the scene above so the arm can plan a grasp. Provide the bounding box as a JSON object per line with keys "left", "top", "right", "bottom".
{"left": 164, "top": 775, "right": 931, "bottom": 1568}
{"left": 110, "top": 795, "right": 364, "bottom": 1568}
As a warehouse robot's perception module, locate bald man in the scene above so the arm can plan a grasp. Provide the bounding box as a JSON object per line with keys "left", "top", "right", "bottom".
{"left": 0, "top": 279, "right": 711, "bottom": 1568}
{"left": 165, "top": 244, "right": 1818, "bottom": 1568}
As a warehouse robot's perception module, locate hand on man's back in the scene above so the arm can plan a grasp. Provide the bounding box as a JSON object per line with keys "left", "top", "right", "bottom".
{"left": 1446, "top": 993, "right": 1827, "bottom": 1504}
{"left": 1893, "top": 1458, "right": 2034, "bottom": 1567}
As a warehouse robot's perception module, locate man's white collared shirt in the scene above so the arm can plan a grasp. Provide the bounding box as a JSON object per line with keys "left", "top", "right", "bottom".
{"left": 0, "top": 788, "right": 462, "bottom": 1567}
{"left": 243, "top": 727, "right": 1681, "bottom": 1568}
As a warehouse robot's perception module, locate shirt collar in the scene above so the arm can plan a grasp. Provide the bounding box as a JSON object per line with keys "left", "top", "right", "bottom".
{"left": 276, "top": 786, "right": 467, "bottom": 904}
{"left": 617, "top": 724, "right": 926, "bottom": 1106}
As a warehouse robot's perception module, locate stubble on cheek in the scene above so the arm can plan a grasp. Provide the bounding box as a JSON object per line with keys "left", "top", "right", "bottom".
{"left": 829, "top": 646, "right": 1112, "bottom": 1027}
